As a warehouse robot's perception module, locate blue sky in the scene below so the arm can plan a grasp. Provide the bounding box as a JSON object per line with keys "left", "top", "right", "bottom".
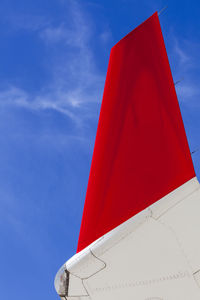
{"left": 0, "top": 0, "right": 200, "bottom": 299}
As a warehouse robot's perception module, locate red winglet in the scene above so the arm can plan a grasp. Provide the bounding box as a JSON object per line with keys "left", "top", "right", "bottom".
{"left": 77, "top": 12, "right": 195, "bottom": 252}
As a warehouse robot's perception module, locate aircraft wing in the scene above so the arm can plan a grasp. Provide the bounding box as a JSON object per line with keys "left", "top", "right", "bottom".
{"left": 55, "top": 12, "right": 200, "bottom": 300}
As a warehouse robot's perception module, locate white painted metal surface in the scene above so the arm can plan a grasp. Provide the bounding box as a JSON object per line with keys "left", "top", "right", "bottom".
{"left": 55, "top": 177, "right": 200, "bottom": 300}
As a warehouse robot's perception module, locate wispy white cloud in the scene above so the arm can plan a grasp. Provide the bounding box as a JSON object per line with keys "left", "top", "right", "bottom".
{"left": 0, "top": 0, "right": 106, "bottom": 127}
{"left": 175, "top": 84, "right": 200, "bottom": 101}
{"left": 40, "top": 24, "right": 68, "bottom": 43}
{"left": 170, "top": 36, "right": 200, "bottom": 105}
{"left": 4, "top": 14, "right": 50, "bottom": 32}
{"left": 99, "top": 29, "right": 113, "bottom": 46}
{"left": 173, "top": 40, "right": 190, "bottom": 66}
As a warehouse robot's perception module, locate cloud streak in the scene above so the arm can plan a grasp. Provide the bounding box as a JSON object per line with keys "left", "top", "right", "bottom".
{"left": 0, "top": 0, "right": 106, "bottom": 126}
{"left": 171, "top": 36, "right": 200, "bottom": 105}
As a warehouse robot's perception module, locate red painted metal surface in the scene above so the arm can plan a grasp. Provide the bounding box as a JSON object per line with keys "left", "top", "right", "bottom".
{"left": 77, "top": 12, "right": 195, "bottom": 252}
